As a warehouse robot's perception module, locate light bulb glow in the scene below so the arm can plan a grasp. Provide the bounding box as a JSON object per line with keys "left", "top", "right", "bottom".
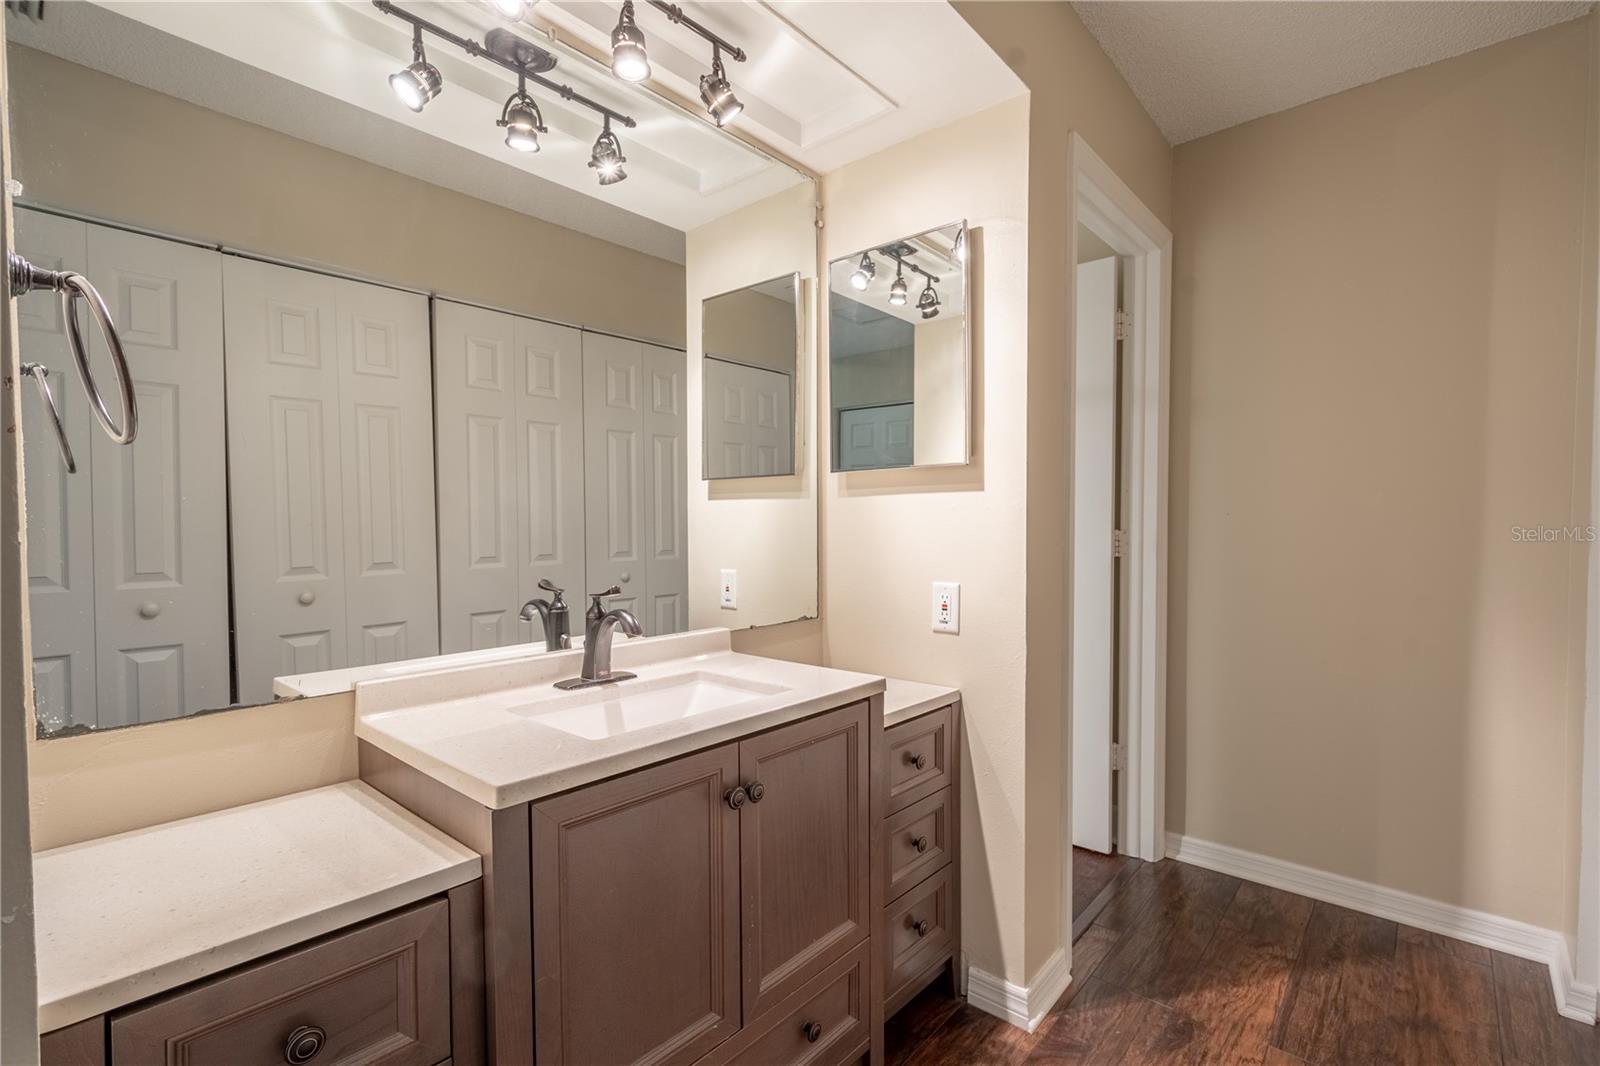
{"left": 499, "top": 89, "right": 545, "bottom": 153}
{"left": 849, "top": 253, "right": 874, "bottom": 291}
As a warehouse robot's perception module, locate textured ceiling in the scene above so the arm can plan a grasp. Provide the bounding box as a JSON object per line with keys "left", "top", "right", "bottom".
{"left": 1073, "top": 1, "right": 1594, "bottom": 144}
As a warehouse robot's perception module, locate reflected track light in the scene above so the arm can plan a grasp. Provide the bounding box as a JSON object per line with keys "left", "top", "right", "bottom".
{"left": 498, "top": 75, "right": 546, "bottom": 152}
{"left": 952, "top": 227, "right": 966, "bottom": 263}
{"left": 889, "top": 261, "right": 908, "bottom": 307}
{"left": 589, "top": 117, "right": 628, "bottom": 185}
{"left": 699, "top": 46, "right": 742, "bottom": 127}
{"left": 390, "top": 25, "right": 442, "bottom": 112}
{"left": 490, "top": 0, "right": 530, "bottom": 17}
{"left": 917, "top": 278, "right": 940, "bottom": 319}
{"left": 610, "top": 0, "right": 651, "bottom": 82}
{"left": 850, "top": 253, "right": 875, "bottom": 291}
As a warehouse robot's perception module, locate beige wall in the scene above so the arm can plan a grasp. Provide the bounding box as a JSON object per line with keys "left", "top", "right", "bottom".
{"left": 703, "top": 286, "right": 799, "bottom": 375}
{"left": 1170, "top": 19, "right": 1593, "bottom": 931}
{"left": 8, "top": 46, "right": 685, "bottom": 347}
{"left": 913, "top": 316, "right": 966, "bottom": 466}
{"left": 832, "top": 346, "right": 914, "bottom": 410}
{"left": 686, "top": 181, "right": 820, "bottom": 632}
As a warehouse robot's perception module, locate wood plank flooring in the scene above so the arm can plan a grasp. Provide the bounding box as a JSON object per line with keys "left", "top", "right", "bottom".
{"left": 885, "top": 858, "right": 1599, "bottom": 1065}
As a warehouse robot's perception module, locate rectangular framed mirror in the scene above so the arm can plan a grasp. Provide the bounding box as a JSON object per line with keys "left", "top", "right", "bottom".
{"left": 702, "top": 272, "right": 802, "bottom": 479}
{"left": 828, "top": 220, "right": 969, "bottom": 471}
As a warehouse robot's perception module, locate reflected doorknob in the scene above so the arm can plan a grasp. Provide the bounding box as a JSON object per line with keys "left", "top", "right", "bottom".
{"left": 137, "top": 601, "right": 161, "bottom": 619}
{"left": 619, "top": 571, "right": 632, "bottom": 584}
{"left": 298, "top": 591, "right": 316, "bottom": 606}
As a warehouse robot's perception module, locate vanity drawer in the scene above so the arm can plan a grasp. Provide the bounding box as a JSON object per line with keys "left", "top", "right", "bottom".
{"left": 883, "top": 705, "right": 954, "bottom": 813}
{"left": 110, "top": 899, "right": 451, "bottom": 1066}
{"left": 698, "top": 940, "right": 870, "bottom": 1066}
{"left": 883, "top": 788, "right": 952, "bottom": 901}
{"left": 881, "top": 866, "right": 954, "bottom": 1008}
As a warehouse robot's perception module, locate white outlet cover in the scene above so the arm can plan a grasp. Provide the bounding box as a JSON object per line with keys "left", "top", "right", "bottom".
{"left": 932, "top": 581, "right": 960, "bottom": 634}
{"left": 720, "top": 569, "right": 738, "bottom": 609}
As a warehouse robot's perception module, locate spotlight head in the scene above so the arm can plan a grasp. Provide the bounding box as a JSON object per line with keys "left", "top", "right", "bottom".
{"left": 490, "top": 0, "right": 530, "bottom": 18}
{"left": 917, "top": 279, "right": 940, "bottom": 319}
{"left": 610, "top": 0, "right": 651, "bottom": 82}
{"left": 589, "top": 120, "right": 628, "bottom": 186}
{"left": 699, "top": 49, "right": 742, "bottom": 127}
{"left": 499, "top": 88, "right": 546, "bottom": 152}
{"left": 390, "top": 28, "right": 442, "bottom": 113}
{"left": 888, "top": 272, "right": 908, "bottom": 307}
{"left": 849, "top": 253, "right": 875, "bottom": 291}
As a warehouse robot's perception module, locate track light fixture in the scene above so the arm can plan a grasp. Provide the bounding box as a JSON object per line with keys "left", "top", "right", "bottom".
{"left": 849, "top": 252, "right": 875, "bottom": 291}
{"left": 498, "top": 74, "right": 546, "bottom": 152}
{"left": 699, "top": 45, "right": 742, "bottom": 127}
{"left": 889, "top": 261, "right": 908, "bottom": 307}
{"left": 490, "top": 0, "right": 531, "bottom": 17}
{"left": 610, "top": 0, "right": 651, "bottom": 82}
{"left": 589, "top": 117, "right": 628, "bottom": 185}
{"left": 390, "top": 25, "right": 443, "bottom": 112}
{"left": 917, "top": 278, "right": 940, "bottom": 319}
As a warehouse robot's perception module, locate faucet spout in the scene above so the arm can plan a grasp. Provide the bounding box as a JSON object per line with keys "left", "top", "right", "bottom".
{"left": 555, "top": 589, "right": 643, "bottom": 689}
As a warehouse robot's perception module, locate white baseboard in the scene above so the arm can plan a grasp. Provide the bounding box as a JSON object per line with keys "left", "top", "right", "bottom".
{"left": 1167, "top": 833, "right": 1597, "bottom": 1025}
{"left": 965, "top": 946, "right": 1073, "bottom": 1032}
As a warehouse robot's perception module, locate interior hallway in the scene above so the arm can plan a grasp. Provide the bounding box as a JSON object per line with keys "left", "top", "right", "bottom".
{"left": 886, "top": 859, "right": 1600, "bottom": 1065}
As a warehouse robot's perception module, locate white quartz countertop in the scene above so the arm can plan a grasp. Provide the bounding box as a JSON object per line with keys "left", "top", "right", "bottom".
{"left": 355, "top": 629, "right": 886, "bottom": 809}
{"left": 34, "top": 782, "right": 481, "bottom": 1032}
{"left": 882, "top": 677, "right": 962, "bottom": 728}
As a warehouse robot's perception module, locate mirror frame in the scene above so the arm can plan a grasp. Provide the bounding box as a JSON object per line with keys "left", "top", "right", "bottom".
{"left": 827, "top": 219, "right": 971, "bottom": 472}
{"left": 700, "top": 270, "right": 806, "bottom": 481}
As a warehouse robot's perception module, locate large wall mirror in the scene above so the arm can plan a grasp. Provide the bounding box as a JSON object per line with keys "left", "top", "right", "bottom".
{"left": 828, "top": 221, "right": 970, "bottom": 471}
{"left": 702, "top": 273, "right": 802, "bottom": 479}
{"left": 10, "top": 0, "right": 817, "bottom": 737}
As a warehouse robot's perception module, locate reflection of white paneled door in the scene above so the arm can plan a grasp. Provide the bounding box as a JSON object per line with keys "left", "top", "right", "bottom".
{"left": 434, "top": 300, "right": 585, "bottom": 652}
{"left": 703, "top": 358, "right": 793, "bottom": 478}
{"left": 582, "top": 333, "right": 687, "bottom": 635}
{"left": 837, "top": 403, "right": 914, "bottom": 470}
{"left": 17, "top": 210, "right": 230, "bottom": 731}
{"left": 225, "top": 257, "right": 436, "bottom": 703}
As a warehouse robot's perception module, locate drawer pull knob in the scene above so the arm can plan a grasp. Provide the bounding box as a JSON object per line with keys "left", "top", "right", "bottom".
{"left": 725, "top": 786, "right": 748, "bottom": 810}
{"left": 746, "top": 780, "right": 765, "bottom": 803}
{"left": 285, "top": 1025, "right": 326, "bottom": 1064}
{"left": 803, "top": 1021, "right": 824, "bottom": 1043}
{"left": 906, "top": 751, "right": 928, "bottom": 771}
{"left": 912, "top": 918, "right": 930, "bottom": 937}
{"left": 912, "top": 834, "right": 929, "bottom": 854}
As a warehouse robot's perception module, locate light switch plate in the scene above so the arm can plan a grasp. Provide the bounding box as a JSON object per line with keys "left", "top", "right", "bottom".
{"left": 720, "top": 569, "right": 738, "bottom": 609}
{"left": 932, "top": 581, "right": 960, "bottom": 633}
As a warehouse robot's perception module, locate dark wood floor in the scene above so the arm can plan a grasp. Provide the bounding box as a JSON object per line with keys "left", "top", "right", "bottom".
{"left": 886, "top": 858, "right": 1600, "bottom": 1065}
{"left": 1071, "top": 846, "right": 1134, "bottom": 923}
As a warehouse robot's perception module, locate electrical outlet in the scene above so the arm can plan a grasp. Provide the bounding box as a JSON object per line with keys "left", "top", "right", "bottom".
{"left": 719, "top": 569, "right": 738, "bottom": 609}
{"left": 932, "top": 581, "right": 960, "bottom": 633}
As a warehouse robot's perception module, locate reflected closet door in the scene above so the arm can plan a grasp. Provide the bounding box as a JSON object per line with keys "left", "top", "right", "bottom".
{"left": 514, "top": 317, "right": 586, "bottom": 618}
{"left": 87, "top": 225, "right": 228, "bottom": 726}
{"left": 642, "top": 343, "right": 687, "bottom": 635}
{"left": 581, "top": 332, "right": 649, "bottom": 624}
{"left": 16, "top": 211, "right": 96, "bottom": 731}
{"left": 224, "top": 257, "right": 348, "bottom": 703}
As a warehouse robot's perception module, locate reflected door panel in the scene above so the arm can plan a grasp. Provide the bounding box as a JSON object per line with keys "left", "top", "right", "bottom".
{"left": 515, "top": 317, "right": 587, "bottom": 623}
{"left": 703, "top": 359, "right": 793, "bottom": 478}
{"left": 643, "top": 343, "right": 688, "bottom": 636}
{"left": 582, "top": 332, "right": 648, "bottom": 623}
{"left": 836, "top": 404, "right": 914, "bottom": 471}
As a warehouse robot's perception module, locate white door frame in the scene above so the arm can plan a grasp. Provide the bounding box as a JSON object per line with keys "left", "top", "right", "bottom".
{"left": 1064, "top": 132, "right": 1172, "bottom": 911}
{"left": 1574, "top": 231, "right": 1600, "bottom": 1022}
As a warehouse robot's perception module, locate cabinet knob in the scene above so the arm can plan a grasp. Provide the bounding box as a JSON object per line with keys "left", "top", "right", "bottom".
{"left": 746, "top": 780, "right": 765, "bottom": 804}
{"left": 284, "top": 1025, "right": 326, "bottom": 1064}
{"left": 137, "top": 601, "right": 161, "bottom": 619}
{"left": 725, "top": 786, "right": 748, "bottom": 810}
{"left": 912, "top": 834, "right": 929, "bottom": 854}
{"left": 802, "top": 1021, "right": 823, "bottom": 1043}
{"left": 912, "top": 918, "right": 930, "bottom": 938}
{"left": 906, "top": 751, "right": 928, "bottom": 771}
{"left": 297, "top": 590, "right": 316, "bottom": 606}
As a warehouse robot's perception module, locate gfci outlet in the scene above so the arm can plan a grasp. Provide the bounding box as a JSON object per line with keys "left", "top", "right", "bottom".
{"left": 719, "top": 569, "right": 738, "bottom": 609}
{"left": 932, "top": 581, "right": 960, "bottom": 633}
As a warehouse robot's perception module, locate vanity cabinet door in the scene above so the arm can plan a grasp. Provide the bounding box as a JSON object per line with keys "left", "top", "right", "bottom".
{"left": 738, "top": 701, "right": 870, "bottom": 1023}
{"left": 531, "top": 744, "right": 742, "bottom": 1066}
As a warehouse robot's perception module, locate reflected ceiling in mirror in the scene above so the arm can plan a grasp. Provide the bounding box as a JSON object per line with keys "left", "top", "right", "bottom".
{"left": 828, "top": 221, "right": 969, "bottom": 472}
{"left": 702, "top": 273, "right": 801, "bottom": 480}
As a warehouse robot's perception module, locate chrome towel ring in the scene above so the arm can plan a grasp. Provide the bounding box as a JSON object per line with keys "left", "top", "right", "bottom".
{"left": 9, "top": 251, "right": 137, "bottom": 464}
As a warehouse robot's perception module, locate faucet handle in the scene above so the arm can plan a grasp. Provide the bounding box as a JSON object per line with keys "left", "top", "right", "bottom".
{"left": 592, "top": 584, "right": 623, "bottom": 598}
{"left": 538, "top": 577, "right": 563, "bottom": 594}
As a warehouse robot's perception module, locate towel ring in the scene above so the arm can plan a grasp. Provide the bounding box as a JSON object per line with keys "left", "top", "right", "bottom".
{"left": 20, "top": 362, "right": 75, "bottom": 474}
{"left": 9, "top": 251, "right": 137, "bottom": 448}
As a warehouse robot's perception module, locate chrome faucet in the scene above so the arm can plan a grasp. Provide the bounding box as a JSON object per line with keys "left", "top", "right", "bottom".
{"left": 519, "top": 578, "right": 571, "bottom": 650}
{"left": 554, "top": 585, "right": 643, "bottom": 690}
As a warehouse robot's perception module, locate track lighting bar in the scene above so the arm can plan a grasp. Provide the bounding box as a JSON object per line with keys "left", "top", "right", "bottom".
{"left": 643, "top": 0, "right": 747, "bottom": 62}
{"left": 373, "top": 0, "right": 637, "bottom": 129}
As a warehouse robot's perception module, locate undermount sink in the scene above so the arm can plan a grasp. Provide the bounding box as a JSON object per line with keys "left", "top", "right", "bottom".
{"left": 507, "top": 671, "right": 792, "bottom": 740}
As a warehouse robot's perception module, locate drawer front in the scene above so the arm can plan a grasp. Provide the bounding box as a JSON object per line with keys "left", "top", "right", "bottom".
{"left": 884, "top": 706, "right": 954, "bottom": 813}
{"left": 884, "top": 788, "right": 952, "bottom": 901}
{"left": 881, "top": 866, "right": 955, "bottom": 1007}
{"left": 111, "top": 899, "right": 451, "bottom": 1066}
{"left": 701, "top": 941, "right": 870, "bottom": 1066}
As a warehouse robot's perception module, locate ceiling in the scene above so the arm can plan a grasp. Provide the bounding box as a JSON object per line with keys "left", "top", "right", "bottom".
{"left": 8, "top": 1, "right": 1023, "bottom": 262}
{"left": 1073, "top": 1, "right": 1593, "bottom": 145}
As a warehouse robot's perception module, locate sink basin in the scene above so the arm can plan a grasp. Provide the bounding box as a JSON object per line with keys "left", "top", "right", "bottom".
{"left": 508, "top": 671, "right": 791, "bottom": 740}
